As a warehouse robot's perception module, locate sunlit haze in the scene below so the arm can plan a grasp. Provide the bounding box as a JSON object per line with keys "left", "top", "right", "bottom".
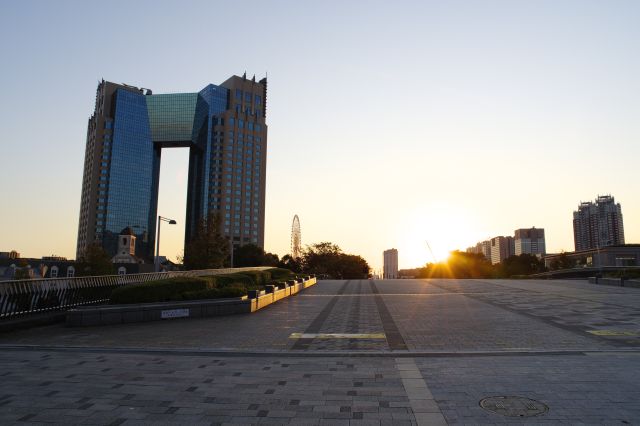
{"left": 1, "top": 1, "right": 639, "bottom": 271}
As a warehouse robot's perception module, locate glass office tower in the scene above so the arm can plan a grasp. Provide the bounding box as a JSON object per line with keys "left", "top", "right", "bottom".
{"left": 76, "top": 74, "right": 268, "bottom": 260}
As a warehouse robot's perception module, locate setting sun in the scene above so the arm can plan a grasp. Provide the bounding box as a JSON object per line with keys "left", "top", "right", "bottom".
{"left": 396, "top": 205, "right": 481, "bottom": 268}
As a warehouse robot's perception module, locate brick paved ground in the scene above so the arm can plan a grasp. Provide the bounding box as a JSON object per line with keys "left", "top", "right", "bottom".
{"left": 1, "top": 279, "right": 640, "bottom": 424}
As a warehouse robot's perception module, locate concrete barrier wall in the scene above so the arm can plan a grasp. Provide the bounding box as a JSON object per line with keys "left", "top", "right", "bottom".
{"left": 67, "top": 276, "right": 317, "bottom": 326}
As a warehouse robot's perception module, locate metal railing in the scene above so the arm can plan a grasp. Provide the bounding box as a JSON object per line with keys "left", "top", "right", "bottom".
{"left": 0, "top": 267, "right": 271, "bottom": 319}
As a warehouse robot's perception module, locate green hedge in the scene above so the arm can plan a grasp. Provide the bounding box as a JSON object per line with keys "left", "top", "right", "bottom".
{"left": 109, "top": 268, "right": 297, "bottom": 304}
{"left": 270, "top": 268, "right": 294, "bottom": 280}
{"left": 110, "top": 277, "right": 214, "bottom": 304}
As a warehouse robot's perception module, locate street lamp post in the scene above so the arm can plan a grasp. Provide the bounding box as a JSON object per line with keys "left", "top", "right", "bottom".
{"left": 155, "top": 216, "right": 177, "bottom": 272}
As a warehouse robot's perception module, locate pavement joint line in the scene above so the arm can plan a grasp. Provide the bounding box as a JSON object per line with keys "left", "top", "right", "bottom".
{"left": 291, "top": 280, "right": 351, "bottom": 350}
{"left": 298, "top": 292, "right": 491, "bottom": 297}
{"left": 289, "top": 333, "right": 386, "bottom": 339}
{"left": 472, "top": 278, "right": 640, "bottom": 310}
{"left": 395, "top": 357, "right": 447, "bottom": 426}
{"left": 4, "top": 344, "right": 638, "bottom": 357}
{"left": 370, "top": 280, "right": 408, "bottom": 350}
{"left": 428, "top": 280, "right": 628, "bottom": 347}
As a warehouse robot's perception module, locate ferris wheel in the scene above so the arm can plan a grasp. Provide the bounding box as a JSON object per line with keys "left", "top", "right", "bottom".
{"left": 291, "top": 215, "right": 301, "bottom": 259}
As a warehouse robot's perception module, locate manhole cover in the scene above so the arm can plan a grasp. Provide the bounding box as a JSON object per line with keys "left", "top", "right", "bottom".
{"left": 479, "top": 396, "right": 548, "bottom": 417}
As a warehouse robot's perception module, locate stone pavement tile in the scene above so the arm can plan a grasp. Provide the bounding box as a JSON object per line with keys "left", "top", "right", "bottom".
{"left": 413, "top": 412, "right": 448, "bottom": 426}
{"left": 319, "top": 419, "right": 350, "bottom": 426}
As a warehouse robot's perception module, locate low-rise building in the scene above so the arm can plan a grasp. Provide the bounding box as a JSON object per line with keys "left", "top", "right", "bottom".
{"left": 544, "top": 245, "right": 640, "bottom": 269}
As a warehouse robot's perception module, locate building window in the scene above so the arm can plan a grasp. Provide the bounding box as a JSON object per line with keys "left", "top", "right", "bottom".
{"left": 118, "top": 267, "right": 127, "bottom": 275}
{"left": 255, "top": 95, "right": 262, "bottom": 104}
{"left": 67, "top": 266, "right": 75, "bottom": 278}
{"left": 50, "top": 266, "right": 59, "bottom": 278}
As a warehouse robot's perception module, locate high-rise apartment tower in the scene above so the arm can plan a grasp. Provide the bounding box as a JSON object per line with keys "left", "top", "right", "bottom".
{"left": 77, "top": 74, "right": 268, "bottom": 260}
{"left": 573, "top": 195, "right": 624, "bottom": 251}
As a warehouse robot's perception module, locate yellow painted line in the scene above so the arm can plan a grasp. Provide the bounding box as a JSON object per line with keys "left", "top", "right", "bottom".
{"left": 289, "top": 333, "right": 386, "bottom": 339}
{"left": 587, "top": 330, "right": 639, "bottom": 336}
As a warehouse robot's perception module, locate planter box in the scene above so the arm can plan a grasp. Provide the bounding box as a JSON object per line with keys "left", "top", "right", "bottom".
{"left": 67, "top": 277, "right": 317, "bottom": 326}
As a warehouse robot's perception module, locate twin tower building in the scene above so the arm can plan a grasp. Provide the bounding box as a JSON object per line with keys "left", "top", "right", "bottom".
{"left": 76, "top": 74, "right": 268, "bottom": 260}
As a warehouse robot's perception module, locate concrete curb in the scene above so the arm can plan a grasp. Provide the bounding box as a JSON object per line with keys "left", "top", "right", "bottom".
{"left": 0, "top": 312, "right": 66, "bottom": 334}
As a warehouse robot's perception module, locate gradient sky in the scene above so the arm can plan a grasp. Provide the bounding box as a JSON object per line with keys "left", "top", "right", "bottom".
{"left": 1, "top": 0, "right": 639, "bottom": 271}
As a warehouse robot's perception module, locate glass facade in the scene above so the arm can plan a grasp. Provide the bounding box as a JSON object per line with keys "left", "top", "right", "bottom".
{"left": 103, "top": 89, "right": 156, "bottom": 257}
{"left": 146, "top": 93, "right": 198, "bottom": 143}
{"left": 78, "top": 76, "right": 267, "bottom": 261}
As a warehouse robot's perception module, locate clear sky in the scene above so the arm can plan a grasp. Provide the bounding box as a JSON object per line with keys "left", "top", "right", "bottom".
{"left": 1, "top": 0, "right": 639, "bottom": 271}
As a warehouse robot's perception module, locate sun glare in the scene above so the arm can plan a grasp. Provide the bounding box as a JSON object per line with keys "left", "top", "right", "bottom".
{"left": 397, "top": 206, "right": 477, "bottom": 268}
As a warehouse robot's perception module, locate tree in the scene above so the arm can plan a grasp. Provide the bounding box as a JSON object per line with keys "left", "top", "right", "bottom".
{"left": 420, "top": 251, "right": 493, "bottom": 279}
{"left": 233, "top": 243, "right": 280, "bottom": 267}
{"left": 301, "top": 242, "right": 370, "bottom": 279}
{"left": 279, "top": 254, "right": 302, "bottom": 273}
{"left": 336, "top": 254, "right": 370, "bottom": 279}
{"left": 76, "top": 244, "right": 115, "bottom": 276}
{"left": 499, "top": 254, "right": 546, "bottom": 277}
{"left": 183, "top": 213, "right": 230, "bottom": 270}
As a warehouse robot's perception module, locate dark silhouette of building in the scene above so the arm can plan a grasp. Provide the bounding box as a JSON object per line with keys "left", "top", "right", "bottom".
{"left": 77, "top": 74, "right": 268, "bottom": 260}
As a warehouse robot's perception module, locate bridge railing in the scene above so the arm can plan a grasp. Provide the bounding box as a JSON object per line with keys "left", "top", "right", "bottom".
{"left": 0, "top": 267, "right": 271, "bottom": 319}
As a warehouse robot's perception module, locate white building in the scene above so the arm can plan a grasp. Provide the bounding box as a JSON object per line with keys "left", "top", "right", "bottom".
{"left": 490, "top": 236, "right": 514, "bottom": 265}
{"left": 383, "top": 249, "right": 398, "bottom": 279}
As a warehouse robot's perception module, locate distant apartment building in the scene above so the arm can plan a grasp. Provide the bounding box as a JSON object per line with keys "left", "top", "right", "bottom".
{"left": 0, "top": 251, "right": 20, "bottom": 260}
{"left": 465, "top": 241, "right": 491, "bottom": 261}
{"left": 573, "top": 195, "right": 624, "bottom": 251}
{"left": 490, "top": 236, "right": 514, "bottom": 265}
{"left": 514, "top": 227, "right": 546, "bottom": 256}
{"left": 383, "top": 249, "right": 398, "bottom": 279}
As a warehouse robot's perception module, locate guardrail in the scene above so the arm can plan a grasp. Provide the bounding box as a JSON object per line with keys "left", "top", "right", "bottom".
{"left": 0, "top": 267, "right": 271, "bottom": 319}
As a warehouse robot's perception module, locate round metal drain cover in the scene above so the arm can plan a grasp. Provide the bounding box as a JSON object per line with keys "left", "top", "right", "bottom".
{"left": 480, "top": 396, "right": 548, "bottom": 417}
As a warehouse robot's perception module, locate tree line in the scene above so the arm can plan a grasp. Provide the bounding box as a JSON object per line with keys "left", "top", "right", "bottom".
{"left": 183, "top": 213, "right": 370, "bottom": 279}
{"left": 399, "top": 251, "right": 546, "bottom": 279}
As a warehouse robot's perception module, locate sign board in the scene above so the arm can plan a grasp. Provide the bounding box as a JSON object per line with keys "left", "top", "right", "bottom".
{"left": 160, "top": 308, "right": 190, "bottom": 319}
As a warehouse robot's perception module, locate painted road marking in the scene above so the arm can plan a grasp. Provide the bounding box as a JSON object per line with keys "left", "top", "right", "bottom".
{"left": 587, "top": 330, "right": 639, "bottom": 336}
{"left": 289, "top": 333, "right": 386, "bottom": 339}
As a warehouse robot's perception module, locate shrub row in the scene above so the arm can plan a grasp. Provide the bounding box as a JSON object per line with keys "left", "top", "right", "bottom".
{"left": 109, "top": 268, "right": 298, "bottom": 305}
{"left": 110, "top": 277, "right": 214, "bottom": 304}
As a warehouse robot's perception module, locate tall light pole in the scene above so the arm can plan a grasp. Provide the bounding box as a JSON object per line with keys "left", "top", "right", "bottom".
{"left": 155, "top": 216, "right": 176, "bottom": 272}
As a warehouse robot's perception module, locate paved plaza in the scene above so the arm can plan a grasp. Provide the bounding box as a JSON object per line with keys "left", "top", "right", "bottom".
{"left": 1, "top": 279, "right": 640, "bottom": 424}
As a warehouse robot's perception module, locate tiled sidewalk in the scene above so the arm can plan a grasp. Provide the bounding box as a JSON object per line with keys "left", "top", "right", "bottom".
{"left": 2, "top": 279, "right": 640, "bottom": 424}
